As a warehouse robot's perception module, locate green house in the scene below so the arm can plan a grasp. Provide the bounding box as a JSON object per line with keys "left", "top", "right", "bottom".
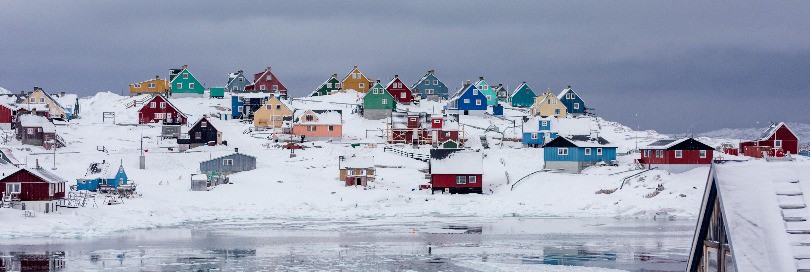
{"left": 170, "top": 65, "right": 205, "bottom": 97}
{"left": 475, "top": 77, "right": 498, "bottom": 106}
{"left": 510, "top": 82, "right": 536, "bottom": 107}
{"left": 362, "top": 81, "right": 396, "bottom": 120}
{"left": 310, "top": 74, "right": 342, "bottom": 96}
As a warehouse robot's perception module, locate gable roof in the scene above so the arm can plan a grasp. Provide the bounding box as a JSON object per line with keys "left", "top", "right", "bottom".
{"left": 203, "top": 153, "right": 256, "bottom": 164}
{"left": 33, "top": 89, "right": 67, "bottom": 113}
{"left": 18, "top": 114, "right": 56, "bottom": 133}
{"left": 430, "top": 149, "right": 483, "bottom": 175}
{"left": 510, "top": 82, "right": 536, "bottom": 97}
{"left": 169, "top": 68, "right": 197, "bottom": 84}
{"left": 758, "top": 122, "right": 797, "bottom": 141}
{"left": 340, "top": 155, "right": 374, "bottom": 169}
{"left": 139, "top": 95, "right": 188, "bottom": 118}
{"left": 80, "top": 161, "right": 124, "bottom": 180}
{"left": 294, "top": 109, "right": 342, "bottom": 125}
{"left": 191, "top": 116, "right": 219, "bottom": 131}
{"left": 643, "top": 138, "right": 714, "bottom": 150}
{"left": 448, "top": 83, "right": 477, "bottom": 102}
{"left": 3, "top": 167, "right": 68, "bottom": 184}
{"left": 342, "top": 66, "right": 371, "bottom": 82}
{"left": 410, "top": 70, "right": 437, "bottom": 90}
{"left": 385, "top": 76, "right": 409, "bottom": 91}
{"left": 542, "top": 135, "right": 615, "bottom": 148}
{"left": 310, "top": 75, "right": 340, "bottom": 96}
{"left": 556, "top": 87, "right": 587, "bottom": 104}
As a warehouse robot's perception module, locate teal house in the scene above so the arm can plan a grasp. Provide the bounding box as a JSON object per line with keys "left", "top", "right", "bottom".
{"left": 474, "top": 77, "right": 498, "bottom": 106}
{"left": 410, "top": 70, "right": 449, "bottom": 101}
{"left": 170, "top": 65, "right": 205, "bottom": 97}
{"left": 76, "top": 160, "right": 129, "bottom": 191}
{"left": 209, "top": 87, "right": 225, "bottom": 98}
{"left": 510, "top": 82, "right": 536, "bottom": 107}
{"left": 227, "top": 70, "right": 252, "bottom": 93}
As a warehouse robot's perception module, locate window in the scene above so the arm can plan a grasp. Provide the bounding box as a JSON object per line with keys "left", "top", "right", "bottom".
{"left": 574, "top": 103, "right": 580, "bottom": 109}
{"left": 531, "top": 133, "right": 538, "bottom": 139}
{"left": 558, "top": 148, "right": 569, "bottom": 155}
{"left": 176, "top": 83, "right": 182, "bottom": 89}
{"left": 183, "top": 73, "right": 188, "bottom": 79}
{"left": 456, "top": 176, "right": 467, "bottom": 184}
{"left": 233, "top": 86, "right": 238, "bottom": 91}
{"left": 276, "top": 105, "right": 281, "bottom": 110}
{"left": 775, "top": 140, "right": 782, "bottom": 148}
{"left": 267, "top": 75, "right": 272, "bottom": 81}
{"left": 239, "top": 78, "right": 244, "bottom": 82}
{"left": 700, "top": 150, "right": 707, "bottom": 158}
{"left": 469, "top": 176, "right": 477, "bottom": 184}
{"left": 160, "top": 102, "right": 166, "bottom": 109}
{"left": 359, "top": 83, "right": 365, "bottom": 89}
{"left": 266, "top": 105, "right": 272, "bottom": 110}
{"left": 327, "top": 83, "right": 332, "bottom": 88}
{"left": 425, "top": 81, "right": 430, "bottom": 85}
{"left": 426, "top": 89, "right": 434, "bottom": 94}
{"left": 6, "top": 183, "right": 20, "bottom": 194}
{"left": 335, "top": 83, "right": 341, "bottom": 88}
{"left": 434, "top": 119, "right": 441, "bottom": 124}
{"left": 150, "top": 102, "right": 156, "bottom": 108}
{"left": 148, "top": 83, "right": 155, "bottom": 88}
{"left": 473, "top": 89, "right": 478, "bottom": 95}
{"left": 675, "top": 150, "right": 683, "bottom": 158}
{"left": 273, "top": 85, "right": 278, "bottom": 91}
{"left": 134, "top": 84, "right": 142, "bottom": 88}
{"left": 433, "top": 80, "right": 438, "bottom": 85}
{"left": 40, "top": 98, "right": 45, "bottom": 103}
{"left": 585, "top": 148, "right": 591, "bottom": 155}
{"left": 445, "top": 132, "right": 450, "bottom": 137}
{"left": 260, "top": 85, "right": 267, "bottom": 91}
{"left": 305, "top": 115, "right": 314, "bottom": 121}
{"left": 201, "top": 121, "right": 207, "bottom": 127}
{"left": 463, "top": 99, "right": 470, "bottom": 103}
{"left": 30, "top": 97, "right": 35, "bottom": 103}
{"left": 541, "top": 121, "right": 548, "bottom": 127}
{"left": 381, "top": 99, "right": 388, "bottom": 105}
{"left": 475, "top": 100, "right": 482, "bottom": 106}
{"left": 307, "top": 125, "right": 316, "bottom": 131}
{"left": 400, "top": 92, "right": 406, "bottom": 98}
{"left": 656, "top": 150, "right": 663, "bottom": 158}
{"left": 27, "top": 128, "right": 33, "bottom": 135}
{"left": 555, "top": 109, "right": 560, "bottom": 115}
{"left": 195, "top": 132, "right": 202, "bottom": 139}
{"left": 597, "top": 148, "right": 603, "bottom": 155}
{"left": 154, "top": 113, "right": 165, "bottom": 119}
{"left": 223, "top": 159, "right": 234, "bottom": 166}
{"left": 328, "top": 126, "right": 334, "bottom": 131}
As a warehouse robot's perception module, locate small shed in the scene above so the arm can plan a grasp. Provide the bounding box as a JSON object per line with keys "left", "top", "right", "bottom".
{"left": 429, "top": 149, "right": 483, "bottom": 194}
{"left": 209, "top": 87, "right": 225, "bottom": 98}
{"left": 339, "top": 155, "right": 375, "bottom": 187}
{"left": 190, "top": 174, "right": 209, "bottom": 191}
{"left": 76, "top": 160, "right": 129, "bottom": 191}
{"left": 199, "top": 150, "right": 257, "bottom": 174}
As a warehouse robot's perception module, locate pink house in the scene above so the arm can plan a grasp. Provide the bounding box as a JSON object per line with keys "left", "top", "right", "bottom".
{"left": 291, "top": 110, "right": 342, "bottom": 141}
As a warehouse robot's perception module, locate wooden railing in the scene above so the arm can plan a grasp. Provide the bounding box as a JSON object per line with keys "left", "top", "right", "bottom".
{"left": 382, "top": 146, "right": 429, "bottom": 162}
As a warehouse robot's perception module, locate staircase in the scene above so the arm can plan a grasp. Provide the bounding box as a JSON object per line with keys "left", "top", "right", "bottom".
{"left": 383, "top": 147, "right": 429, "bottom": 162}
{"left": 1, "top": 192, "right": 19, "bottom": 208}
{"left": 124, "top": 95, "right": 153, "bottom": 108}
{"left": 774, "top": 179, "right": 810, "bottom": 270}
{"left": 54, "top": 134, "right": 67, "bottom": 147}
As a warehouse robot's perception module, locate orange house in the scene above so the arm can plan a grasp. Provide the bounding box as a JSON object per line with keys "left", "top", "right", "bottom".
{"left": 291, "top": 110, "right": 342, "bottom": 141}
{"left": 130, "top": 76, "right": 171, "bottom": 96}
{"left": 341, "top": 66, "right": 373, "bottom": 93}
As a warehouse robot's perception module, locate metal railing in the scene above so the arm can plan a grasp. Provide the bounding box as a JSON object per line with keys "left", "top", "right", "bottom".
{"left": 382, "top": 146, "right": 429, "bottom": 162}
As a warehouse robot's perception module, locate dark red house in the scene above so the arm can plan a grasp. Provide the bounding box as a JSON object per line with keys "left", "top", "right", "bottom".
{"left": 739, "top": 122, "right": 799, "bottom": 158}
{"left": 137, "top": 95, "right": 187, "bottom": 125}
{"left": 429, "top": 149, "right": 483, "bottom": 194}
{"left": 0, "top": 103, "right": 13, "bottom": 127}
{"left": 639, "top": 138, "right": 714, "bottom": 173}
{"left": 387, "top": 112, "right": 462, "bottom": 147}
{"left": 245, "top": 67, "right": 288, "bottom": 97}
{"left": 0, "top": 166, "right": 67, "bottom": 201}
{"left": 385, "top": 75, "right": 413, "bottom": 104}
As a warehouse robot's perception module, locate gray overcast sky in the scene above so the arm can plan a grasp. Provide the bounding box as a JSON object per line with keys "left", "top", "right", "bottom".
{"left": 1, "top": 1, "right": 808, "bottom": 133}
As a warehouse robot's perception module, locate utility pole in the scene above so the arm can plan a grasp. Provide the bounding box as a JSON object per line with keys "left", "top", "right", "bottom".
{"left": 139, "top": 130, "right": 146, "bottom": 169}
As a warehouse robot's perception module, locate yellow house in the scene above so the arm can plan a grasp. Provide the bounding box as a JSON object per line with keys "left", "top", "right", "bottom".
{"left": 253, "top": 95, "right": 293, "bottom": 128}
{"left": 22, "top": 87, "right": 69, "bottom": 119}
{"left": 529, "top": 89, "right": 568, "bottom": 118}
{"left": 341, "top": 66, "right": 373, "bottom": 93}
{"left": 130, "top": 76, "right": 171, "bottom": 96}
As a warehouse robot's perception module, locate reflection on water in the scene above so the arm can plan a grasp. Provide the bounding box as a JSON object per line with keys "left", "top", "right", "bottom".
{"left": 0, "top": 217, "right": 693, "bottom": 271}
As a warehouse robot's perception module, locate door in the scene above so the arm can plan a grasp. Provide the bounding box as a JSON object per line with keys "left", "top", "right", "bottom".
{"left": 355, "top": 178, "right": 362, "bottom": 186}
{"left": 166, "top": 112, "right": 172, "bottom": 123}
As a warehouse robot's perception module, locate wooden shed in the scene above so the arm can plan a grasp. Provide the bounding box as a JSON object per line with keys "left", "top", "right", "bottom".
{"left": 339, "top": 155, "right": 375, "bottom": 187}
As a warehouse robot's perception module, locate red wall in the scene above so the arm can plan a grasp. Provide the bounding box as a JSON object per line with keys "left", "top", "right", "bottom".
{"left": 639, "top": 149, "right": 713, "bottom": 165}
{"left": 0, "top": 170, "right": 65, "bottom": 201}
{"left": 386, "top": 78, "right": 413, "bottom": 103}
{"left": 138, "top": 96, "right": 186, "bottom": 124}
{"left": 0, "top": 104, "right": 12, "bottom": 124}
{"left": 739, "top": 126, "right": 799, "bottom": 156}
{"left": 248, "top": 70, "right": 288, "bottom": 94}
{"left": 431, "top": 174, "right": 482, "bottom": 189}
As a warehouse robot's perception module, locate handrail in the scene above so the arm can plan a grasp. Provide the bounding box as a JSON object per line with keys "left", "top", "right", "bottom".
{"left": 510, "top": 170, "right": 547, "bottom": 191}
{"left": 619, "top": 167, "right": 657, "bottom": 189}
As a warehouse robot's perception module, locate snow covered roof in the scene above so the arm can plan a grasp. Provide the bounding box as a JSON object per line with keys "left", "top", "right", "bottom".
{"left": 643, "top": 138, "right": 713, "bottom": 150}
{"left": 544, "top": 135, "right": 616, "bottom": 148}
{"left": 692, "top": 160, "right": 810, "bottom": 271}
{"left": 340, "top": 155, "right": 374, "bottom": 169}
{"left": 410, "top": 70, "right": 434, "bottom": 90}
{"left": 18, "top": 114, "right": 56, "bottom": 133}
{"left": 0, "top": 163, "right": 18, "bottom": 177}
{"left": 53, "top": 93, "right": 77, "bottom": 109}
{"left": 191, "top": 174, "right": 208, "bottom": 181}
{"left": 522, "top": 117, "right": 592, "bottom": 136}
{"left": 757, "top": 122, "right": 796, "bottom": 141}
{"left": 23, "top": 167, "right": 68, "bottom": 184}
{"left": 235, "top": 93, "right": 275, "bottom": 99}
{"left": 448, "top": 83, "right": 474, "bottom": 102}
{"left": 294, "top": 110, "right": 342, "bottom": 125}
{"left": 80, "top": 161, "right": 122, "bottom": 180}
{"left": 0, "top": 148, "right": 21, "bottom": 166}
{"left": 430, "top": 149, "right": 483, "bottom": 175}
{"left": 556, "top": 87, "right": 587, "bottom": 104}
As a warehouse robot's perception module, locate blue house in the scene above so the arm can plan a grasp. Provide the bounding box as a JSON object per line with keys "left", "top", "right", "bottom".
{"left": 76, "top": 161, "right": 129, "bottom": 191}
{"left": 226, "top": 70, "right": 252, "bottom": 93}
{"left": 231, "top": 93, "right": 273, "bottom": 119}
{"left": 522, "top": 117, "right": 558, "bottom": 147}
{"left": 411, "top": 70, "right": 449, "bottom": 101}
{"left": 557, "top": 86, "right": 587, "bottom": 116}
{"left": 510, "top": 82, "right": 536, "bottom": 107}
{"left": 542, "top": 135, "right": 617, "bottom": 174}
{"left": 447, "top": 81, "right": 487, "bottom": 115}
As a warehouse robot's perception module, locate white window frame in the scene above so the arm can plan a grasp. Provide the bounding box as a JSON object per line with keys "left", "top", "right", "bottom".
{"left": 6, "top": 183, "right": 20, "bottom": 194}
{"left": 400, "top": 92, "right": 406, "bottom": 98}
{"left": 267, "top": 75, "right": 272, "bottom": 81}
{"left": 473, "top": 89, "right": 478, "bottom": 95}
{"left": 183, "top": 73, "right": 189, "bottom": 79}
{"left": 597, "top": 148, "right": 603, "bottom": 155}
{"left": 541, "top": 121, "right": 548, "bottom": 127}
{"left": 433, "top": 80, "right": 438, "bottom": 85}
{"left": 675, "top": 150, "right": 683, "bottom": 158}
{"left": 426, "top": 89, "right": 434, "bottom": 94}
{"left": 456, "top": 176, "right": 467, "bottom": 184}
{"left": 574, "top": 103, "right": 580, "bottom": 109}
{"left": 150, "top": 102, "right": 156, "bottom": 108}
{"left": 30, "top": 97, "right": 36, "bottom": 103}
{"left": 468, "top": 176, "right": 477, "bottom": 184}
{"left": 425, "top": 81, "right": 430, "bottom": 86}
{"left": 359, "top": 83, "right": 365, "bottom": 89}
{"left": 558, "top": 148, "right": 568, "bottom": 155}
{"left": 160, "top": 102, "right": 166, "bottom": 109}
{"left": 260, "top": 85, "right": 267, "bottom": 91}
{"left": 201, "top": 121, "right": 207, "bottom": 127}
{"left": 463, "top": 99, "right": 470, "bottom": 103}
{"left": 381, "top": 99, "right": 388, "bottom": 105}
{"left": 475, "top": 99, "right": 482, "bottom": 106}
{"left": 148, "top": 83, "right": 156, "bottom": 88}
{"left": 134, "top": 83, "right": 142, "bottom": 88}
{"left": 223, "top": 159, "right": 234, "bottom": 166}
{"left": 775, "top": 140, "right": 782, "bottom": 148}
{"left": 585, "top": 148, "right": 591, "bottom": 155}
{"left": 700, "top": 150, "right": 707, "bottom": 158}
{"left": 176, "top": 83, "right": 182, "bottom": 89}
{"left": 531, "top": 133, "right": 538, "bottom": 139}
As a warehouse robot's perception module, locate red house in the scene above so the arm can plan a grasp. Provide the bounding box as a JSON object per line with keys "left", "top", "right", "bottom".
{"left": 0, "top": 103, "right": 13, "bottom": 128}
{"left": 387, "top": 112, "right": 462, "bottom": 147}
{"left": 639, "top": 138, "right": 714, "bottom": 173}
{"left": 429, "top": 149, "right": 483, "bottom": 194}
{"left": 137, "top": 95, "right": 187, "bottom": 125}
{"left": 385, "top": 75, "right": 413, "bottom": 104}
{"left": 245, "top": 67, "right": 288, "bottom": 97}
{"left": 739, "top": 122, "right": 799, "bottom": 158}
{"left": 0, "top": 166, "right": 67, "bottom": 202}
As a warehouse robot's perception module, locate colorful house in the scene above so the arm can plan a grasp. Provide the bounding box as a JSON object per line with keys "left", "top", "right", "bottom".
{"left": 362, "top": 80, "right": 396, "bottom": 120}
{"left": 385, "top": 75, "right": 413, "bottom": 104}
{"left": 492, "top": 84, "right": 508, "bottom": 103}
{"left": 522, "top": 117, "right": 593, "bottom": 147}
{"left": 474, "top": 77, "right": 498, "bottom": 106}
{"left": 52, "top": 92, "right": 79, "bottom": 119}
{"left": 687, "top": 160, "right": 810, "bottom": 272}
{"left": 200, "top": 151, "right": 257, "bottom": 175}
{"left": 0, "top": 103, "right": 13, "bottom": 129}
{"left": 245, "top": 67, "right": 288, "bottom": 98}
{"left": 0, "top": 166, "right": 67, "bottom": 202}
{"left": 339, "top": 155, "right": 375, "bottom": 187}
{"left": 178, "top": 116, "right": 222, "bottom": 149}
{"left": 447, "top": 81, "right": 487, "bottom": 115}
{"left": 253, "top": 95, "right": 293, "bottom": 128}
{"left": 542, "top": 135, "right": 617, "bottom": 174}
{"left": 639, "top": 138, "right": 714, "bottom": 173}
{"left": 231, "top": 93, "right": 273, "bottom": 119}
{"left": 529, "top": 89, "right": 567, "bottom": 118}
{"left": 169, "top": 65, "right": 205, "bottom": 97}
{"left": 130, "top": 76, "right": 171, "bottom": 97}
{"left": 226, "top": 70, "right": 252, "bottom": 93}
{"left": 510, "top": 82, "right": 536, "bottom": 107}
{"left": 429, "top": 149, "right": 483, "bottom": 194}
{"left": 292, "top": 109, "right": 343, "bottom": 141}
{"left": 739, "top": 122, "right": 799, "bottom": 157}
{"left": 21, "top": 87, "right": 70, "bottom": 120}
{"left": 310, "top": 74, "right": 342, "bottom": 96}
{"left": 341, "top": 66, "right": 373, "bottom": 93}
{"left": 411, "top": 70, "right": 448, "bottom": 101}
{"left": 137, "top": 95, "right": 187, "bottom": 125}
{"left": 557, "top": 86, "right": 587, "bottom": 116}
{"left": 386, "top": 112, "right": 462, "bottom": 146}
{"left": 15, "top": 114, "right": 63, "bottom": 150}
{"left": 76, "top": 160, "right": 129, "bottom": 191}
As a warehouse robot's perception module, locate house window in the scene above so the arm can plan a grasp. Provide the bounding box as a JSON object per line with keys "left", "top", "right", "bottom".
{"left": 328, "top": 125, "right": 334, "bottom": 131}
{"left": 574, "top": 103, "right": 580, "bottom": 109}
{"left": 675, "top": 150, "right": 683, "bottom": 158}
{"left": 260, "top": 85, "right": 267, "bottom": 91}
{"left": 201, "top": 121, "right": 207, "bottom": 127}
{"left": 473, "top": 89, "right": 478, "bottom": 95}
{"left": 433, "top": 80, "right": 438, "bottom": 85}
{"left": 276, "top": 105, "right": 281, "bottom": 110}
{"left": 30, "top": 97, "right": 35, "bottom": 103}
{"left": 134, "top": 84, "right": 142, "bottom": 88}
{"left": 445, "top": 132, "right": 450, "bottom": 137}
{"left": 40, "top": 98, "right": 45, "bottom": 103}
{"left": 267, "top": 75, "right": 273, "bottom": 81}
{"left": 456, "top": 176, "right": 467, "bottom": 184}
{"left": 307, "top": 125, "right": 316, "bottom": 131}
{"left": 426, "top": 89, "right": 434, "bottom": 94}
{"left": 273, "top": 85, "right": 278, "bottom": 91}
{"left": 335, "top": 83, "right": 341, "bottom": 88}
{"left": 183, "top": 73, "right": 188, "bottom": 79}
{"left": 541, "top": 121, "right": 548, "bottom": 127}
{"left": 195, "top": 132, "right": 202, "bottom": 139}
{"left": 656, "top": 150, "right": 663, "bottom": 158}
{"left": 148, "top": 83, "right": 155, "bottom": 88}
{"left": 27, "top": 128, "right": 33, "bottom": 135}
{"left": 558, "top": 148, "right": 568, "bottom": 155}
{"left": 469, "top": 176, "right": 477, "bottom": 184}
{"left": 266, "top": 105, "right": 272, "bottom": 110}
{"left": 775, "top": 140, "right": 782, "bottom": 148}
{"left": 700, "top": 150, "right": 707, "bottom": 158}
{"left": 425, "top": 81, "right": 430, "bottom": 85}
{"left": 150, "top": 102, "right": 156, "bottom": 108}
{"left": 597, "top": 148, "right": 603, "bottom": 155}
{"left": 233, "top": 86, "right": 238, "bottom": 91}
{"left": 239, "top": 78, "right": 244, "bottom": 82}
{"left": 305, "top": 115, "right": 314, "bottom": 121}
{"left": 6, "top": 183, "right": 20, "bottom": 194}
{"left": 555, "top": 109, "right": 560, "bottom": 115}
{"left": 359, "top": 83, "right": 365, "bottom": 89}
{"left": 176, "top": 83, "right": 182, "bottom": 89}
{"left": 160, "top": 102, "right": 166, "bottom": 109}
{"left": 475, "top": 100, "right": 482, "bottom": 106}
{"left": 463, "top": 99, "right": 470, "bottom": 103}
{"left": 585, "top": 148, "right": 591, "bottom": 155}
{"left": 434, "top": 119, "right": 441, "bottom": 124}
{"left": 381, "top": 99, "right": 388, "bottom": 105}
{"left": 400, "top": 92, "right": 406, "bottom": 98}
{"left": 223, "top": 159, "right": 234, "bottom": 166}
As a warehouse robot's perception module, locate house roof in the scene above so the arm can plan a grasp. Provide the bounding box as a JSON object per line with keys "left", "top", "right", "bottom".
{"left": 690, "top": 160, "right": 810, "bottom": 271}
{"left": 448, "top": 83, "right": 475, "bottom": 102}
{"left": 80, "top": 161, "right": 123, "bottom": 180}
{"left": 556, "top": 87, "right": 587, "bottom": 104}
{"left": 543, "top": 135, "right": 616, "bottom": 148}
{"left": 757, "top": 122, "right": 797, "bottom": 141}
{"left": 430, "top": 149, "right": 483, "bottom": 175}
{"left": 17, "top": 167, "right": 68, "bottom": 184}
{"left": 31, "top": 89, "right": 67, "bottom": 113}
{"left": 340, "top": 155, "right": 374, "bottom": 169}
{"left": 139, "top": 95, "right": 188, "bottom": 118}
{"left": 310, "top": 75, "right": 339, "bottom": 96}
{"left": 0, "top": 148, "right": 22, "bottom": 165}
{"left": 204, "top": 153, "right": 256, "bottom": 164}
{"left": 132, "top": 77, "right": 169, "bottom": 86}
{"left": 294, "top": 109, "right": 342, "bottom": 125}
{"left": 52, "top": 93, "right": 77, "bottom": 109}
{"left": 522, "top": 117, "right": 592, "bottom": 136}
{"left": 643, "top": 138, "right": 714, "bottom": 150}
{"left": 410, "top": 71, "right": 435, "bottom": 90}
{"left": 510, "top": 82, "right": 535, "bottom": 98}
{"left": 190, "top": 116, "right": 220, "bottom": 131}
{"left": 18, "top": 114, "right": 56, "bottom": 133}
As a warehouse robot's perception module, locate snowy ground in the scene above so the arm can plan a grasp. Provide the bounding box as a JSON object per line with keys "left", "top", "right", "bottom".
{"left": 0, "top": 91, "right": 787, "bottom": 239}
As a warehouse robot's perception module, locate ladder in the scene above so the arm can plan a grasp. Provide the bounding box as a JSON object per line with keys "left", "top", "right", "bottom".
{"left": 774, "top": 179, "right": 810, "bottom": 270}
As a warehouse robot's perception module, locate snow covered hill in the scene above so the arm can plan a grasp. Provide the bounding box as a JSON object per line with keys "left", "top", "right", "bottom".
{"left": 0, "top": 91, "right": 784, "bottom": 239}
{"left": 0, "top": 86, "right": 10, "bottom": 95}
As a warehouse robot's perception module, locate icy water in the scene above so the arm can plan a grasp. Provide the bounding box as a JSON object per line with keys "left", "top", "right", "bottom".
{"left": 0, "top": 217, "right": 694, "bottom": 271}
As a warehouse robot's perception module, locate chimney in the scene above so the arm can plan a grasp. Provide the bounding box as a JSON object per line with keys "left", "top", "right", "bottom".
{"left": 465, "top": 80, "right": 471, "bottom": 85}
{"left": 182, "top": 65, "right": 188, "bottom": 69}
{"left": 35, "top": 159, "right": 39, "bottom": 169}
{"left": 498, "top": 84, "right": 502, "bottom": 87}
{"left": 522, "top": 81, "right": 526, "bottom": 84}
{"left": 266, "top": 67, "right": 271, "bottom": 72}
{"left": 102, "top": 159, "right": 105, "bottom": 164}
{"left": 155, "top": 75, "right": 160, "bottom": 79}
{"left": 60, "top": 91, "right": 66, "bottom": 97}
{"left": 479, "top": 76, "right": 484, "bottom": 80}
{"left": 353, "top": 65, "right": 358, "bottom": 69}
{"left": 376, "top": 79, "right": 380, "bottom": 83}
{"left": 394, "top": 74, "right": 399, "bottom": 78}
{"left": 235, "top": 148, "right": 239, "bottom": 153}
{"left": 332, "top": 74, "right": 337, "bottom": 78}
{"left": 568, "top": 85, "right": 572, "bottom": 89}
{"left": 429, "top": 70, "right": 434, "bottom": 74}
{"left": 238, "top": 70, "right": 243, "bottom": 74}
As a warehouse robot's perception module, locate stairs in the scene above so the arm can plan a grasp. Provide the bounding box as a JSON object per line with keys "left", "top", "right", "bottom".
{"left": 382, "top": 146, "right": 429, "bottom": 162}
{"left": 774, "top": 179, "right": 810, "bottom": 270}
{"left": 54, "top": 134, "right": 67, "bottom": 147}
{"left": 125, "top": 95, "right": 152, "bottom": 109}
